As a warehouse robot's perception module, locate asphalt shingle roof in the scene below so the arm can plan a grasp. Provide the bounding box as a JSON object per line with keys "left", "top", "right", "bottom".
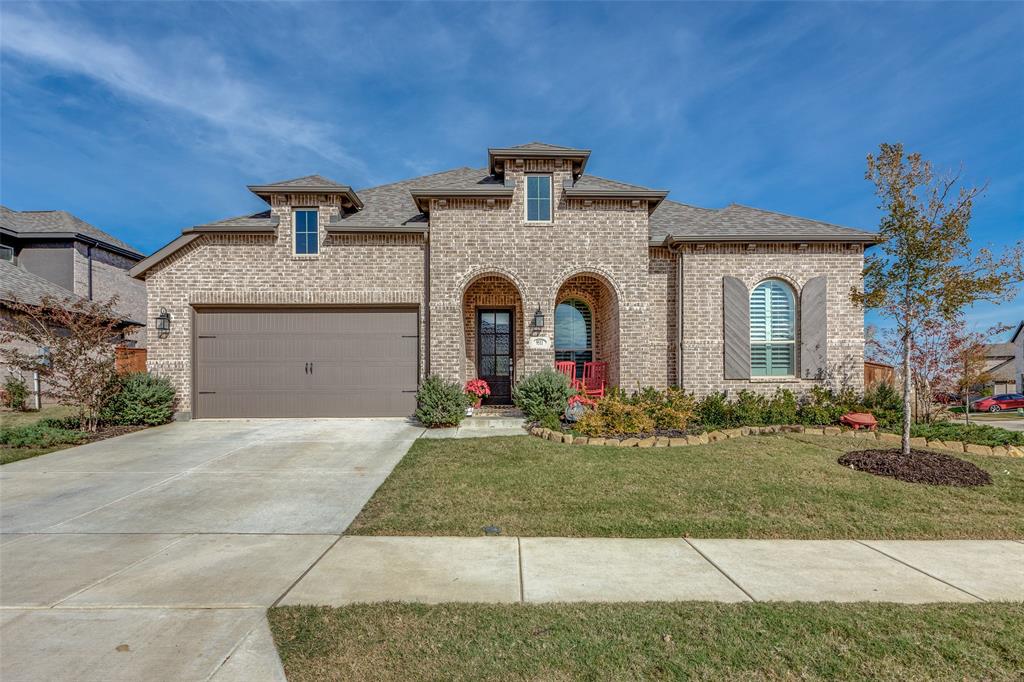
{"left": 0, "top": 259, "right": 86, "bottom": 307}
{"left": 0, "top": 205, "right": 143, "bottom": 257}
{"left": 252, "top": 174, "right": 349, "bottom": 190}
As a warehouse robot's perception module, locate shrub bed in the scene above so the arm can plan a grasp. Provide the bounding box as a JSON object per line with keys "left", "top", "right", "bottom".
{"left": 415, "top": 375, "right": 469, "bottom": 427}
{"left": 906, "top": 422, "right": 1024, "bottom": 447}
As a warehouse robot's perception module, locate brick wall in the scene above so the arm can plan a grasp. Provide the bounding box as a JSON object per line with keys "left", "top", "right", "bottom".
{"left": 677, "top": 243, "right": 865, "bottom": 396}
{"left": 427, "top": 158, "right": 654, "bottom": 389}
{"left": 143, "top": 193, "right": 425, "bottom": 414}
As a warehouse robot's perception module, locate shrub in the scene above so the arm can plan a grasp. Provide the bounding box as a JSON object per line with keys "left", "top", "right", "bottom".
{"left": 39, "top": 415, "right": 84, "bottom": 430}
{"left": 907, "top": 422, "right": 1024, "bottom": 447}
{"left": 766, "top": 389, "right": 799, "bottom": 425}
{"left": 2, "top": 374, "right": 29, "bottom": 411}
{"left": 575, "top": 397, "right": 655, "bottom": 437}
{"left": 863, "top": 382, "right": 902, "bottom": 430}
{"left": 0, "top": 424, "right": 84, "bottom": 448}
{"left": 695, "top": 392, "right": 734, "bottom": 430}
{"left": 629, "top": 386, "right": 695, "bottom": 430}
{"left": 513, "top": 369, "right": 573, "bottom": 422}
{"left": 415, "top": 375, "right": 469, "bottom": 428}
{"left": 733, "top": 390, "right": 768, "bottom": 426}
{"left": 539, "top": 413, "right": 562, "bottom": 431}
{"left": 101, "top": 372, "right": 177, "bottom": 426}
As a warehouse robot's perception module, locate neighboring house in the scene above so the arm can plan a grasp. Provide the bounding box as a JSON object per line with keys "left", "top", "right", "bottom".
{"left": 0, "top": 205, "right": 147, "bottom": 346}
{"left": 984, "top": 322, "right": 1024, "bottom": 394}
{"left": 130, "top": 142, "right": 877, "bottom": 419}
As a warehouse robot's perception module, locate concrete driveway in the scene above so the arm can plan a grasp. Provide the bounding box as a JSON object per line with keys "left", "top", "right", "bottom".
{"left": 0, "top": 418, "right": 423, "bottom": 681}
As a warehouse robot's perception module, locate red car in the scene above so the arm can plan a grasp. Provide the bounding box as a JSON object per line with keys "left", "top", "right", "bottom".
{"left": 972, "top": 394, "right": 1024, "bottom": 412}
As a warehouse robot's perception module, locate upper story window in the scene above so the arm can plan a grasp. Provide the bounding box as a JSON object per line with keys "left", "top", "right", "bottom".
{"left": 525, "top": 175, "right": 552, "bottom": 222}
{"left": 293, "top": 209, "right": 319, "bottom": 255}
{"left": 750, "top": 279, "right": 795, "bottom": 377}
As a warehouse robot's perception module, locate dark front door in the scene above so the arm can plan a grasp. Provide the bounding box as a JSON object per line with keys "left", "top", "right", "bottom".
{"left": 477, "top": 309, "right": 513, "bottom": 404}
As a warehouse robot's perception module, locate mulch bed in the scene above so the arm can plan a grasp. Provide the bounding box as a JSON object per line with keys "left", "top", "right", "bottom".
{"left": 79, "top": 424, "right": 147, "bottom": 443}
{"left": 838, "top": 448, "right": 992, "bottom": 487}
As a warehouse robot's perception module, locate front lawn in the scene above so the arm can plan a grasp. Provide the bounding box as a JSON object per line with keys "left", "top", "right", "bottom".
{"left": 347, "top": 434, "right": 1024, "bottom": 539}
{"left": 269, "top": 602, "right": 1024, "bottom": 682}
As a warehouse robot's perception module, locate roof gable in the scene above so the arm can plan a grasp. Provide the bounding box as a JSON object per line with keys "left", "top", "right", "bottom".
{"left": 0, "top": 205, "right": 143, "bottom": 258}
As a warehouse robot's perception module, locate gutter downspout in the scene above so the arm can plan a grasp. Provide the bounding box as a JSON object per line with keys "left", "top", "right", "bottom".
{"left": 672, "top": 242, "right": 684, "bottom": 388}
{"left": 424, "top": 232, "right": 430, "bottom": 379}
{"left": 86, "top": 243, "right": 94, "bottom": 300}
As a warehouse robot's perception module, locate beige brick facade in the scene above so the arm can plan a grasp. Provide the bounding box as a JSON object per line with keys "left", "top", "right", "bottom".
{"left": 141, "top": 155, "right": 868, "bottom": 416}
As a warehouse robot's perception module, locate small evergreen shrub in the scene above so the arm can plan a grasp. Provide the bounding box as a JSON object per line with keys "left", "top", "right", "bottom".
{"left": 695, "top": 392, "right": 734, "bottom": 429}
{"left": 539, "top": 413, "right": 562, "bottom": 431}
{"left": 907, "top": 422, "right": 1024, "bottom": 447}
{"left": 0, "top": 424, "right": 84, "bottom": 448}
{"left": 629, "top": 386, "right": 695, "bottom": 430}
{"left": 415, "top": 375, "right": 469, "bottom": 428}
{"left": 2, "top": 374, "right": 28, "bottom": 411}
{"left": 101, "top": 372, "right": 177, "bottom": 426}
{"left": 513, "top": 369, "right": 573, "bottom": 422}
{"left": 733, "top": 390, "right": 768, "bottom": 426}
{"left": 863, "top": 382, "right": 902, "bottom": 430}
{"left": 766, "top": 389, "right": 800, "bottom": 425}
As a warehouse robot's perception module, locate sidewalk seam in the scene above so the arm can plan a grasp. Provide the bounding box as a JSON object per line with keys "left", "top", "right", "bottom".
{"left": 684, "top": 539, "right": 757, "bottom": 602}
{"left": 516, "top": 537, "right": 525, "bottom": 603}
{"left": 270, "top": 535, "right": 345, "bottom": 608}
{"left": 855, "top": 541, "right": 987, "bottom": 602}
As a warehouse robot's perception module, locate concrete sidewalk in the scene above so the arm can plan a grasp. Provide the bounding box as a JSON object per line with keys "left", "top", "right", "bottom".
{"left": 281, "top": 537, "right": 1024, "bottom": 605}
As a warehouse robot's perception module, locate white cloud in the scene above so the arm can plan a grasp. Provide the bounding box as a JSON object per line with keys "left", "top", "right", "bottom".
{"left": 0, "top": 5, "right": 367, "bottom": 178}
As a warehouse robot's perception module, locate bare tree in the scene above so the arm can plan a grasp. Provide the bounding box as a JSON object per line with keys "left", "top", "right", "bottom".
{"left": 0, "top": 295, "right": 138, "bottom": 431}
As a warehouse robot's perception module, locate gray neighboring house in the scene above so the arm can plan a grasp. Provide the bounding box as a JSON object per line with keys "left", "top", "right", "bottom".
{"left": 1, "top": 206, "right": 147, "bottom": 405}
{"left": 985, "top": 321, "right": 1024, "bottom": 394}
{"left": 0, "top": 205, "right": 147, "bottom": 341}
{"left": 131, "top": 142, "right": 878, "bottom": 419}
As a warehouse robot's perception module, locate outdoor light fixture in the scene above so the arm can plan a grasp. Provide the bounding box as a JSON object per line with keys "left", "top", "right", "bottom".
{"left": 531, "top": 307, "right": 545, "bottom": 329}
{"left": 155, "top": 307, "right": 172, "bottom": 337}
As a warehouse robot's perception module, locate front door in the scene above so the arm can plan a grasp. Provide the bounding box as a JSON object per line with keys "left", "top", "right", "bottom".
{"left": 477, "top": 309, "right": 513, "bottom": 404}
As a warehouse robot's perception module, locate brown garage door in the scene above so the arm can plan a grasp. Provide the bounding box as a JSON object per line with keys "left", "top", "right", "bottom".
{"left": 194, "top": 307, "right": 418, "bottom": 418}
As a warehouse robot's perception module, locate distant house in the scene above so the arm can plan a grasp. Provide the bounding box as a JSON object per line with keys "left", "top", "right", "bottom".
{"left": 983, "top": 321, "right": 1023, "bottom": 394}
{"left": 0, "top": 205, "right": 146, "bottom": 343}
{"left": 1, "top": 207, "right": 146, "bottom": 406}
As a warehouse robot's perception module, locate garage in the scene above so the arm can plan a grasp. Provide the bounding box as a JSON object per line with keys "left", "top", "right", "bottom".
{"left": 193, "top": 307, "right": 419, "bottom": 418}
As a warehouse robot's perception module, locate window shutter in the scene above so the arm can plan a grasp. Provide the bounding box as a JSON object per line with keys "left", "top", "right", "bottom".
{"left": 723, "top": 276, "right": 750, "bottom": 379}
{"left": 800, "top": 275, "right": 828, "bottom": 379}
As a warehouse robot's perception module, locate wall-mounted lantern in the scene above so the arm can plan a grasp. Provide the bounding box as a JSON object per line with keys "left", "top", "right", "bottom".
{"left": 531, "top": 307, "right": 545, "bottom": 330}
{"left": 155, "top": 308, "right": 172, "bottom": 338}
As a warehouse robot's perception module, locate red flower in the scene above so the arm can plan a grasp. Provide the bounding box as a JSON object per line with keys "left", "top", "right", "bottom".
{"left": 568, "top": 394, "right": 597, "bottom": 408}
{"left": 465, "top": 379, "right": 491, "bottom": 398}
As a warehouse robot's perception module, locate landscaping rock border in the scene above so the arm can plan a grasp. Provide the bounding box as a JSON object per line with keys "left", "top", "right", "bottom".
{"left": 526, "top": 424, "right": 1024, "bottom": 458}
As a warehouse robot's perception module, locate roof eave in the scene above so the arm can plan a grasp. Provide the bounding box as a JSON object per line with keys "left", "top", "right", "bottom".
{"left": 487, "top": 147, "right": 591, "bottom": 177}
{"left": 564, "top": 188, "right": 669, "bottom": 214}
{"left": 246, "top": 184, "right": 364, "bottom": 210}
{"left": 662, "top": 233, "right": 880, "bottom": 246}
{"left": 2, "top": 229, "right": 144, "bottom": 260}
{"left": 409, "top": 187, "right": 514, "bottom": 213}
{"left": 325, "top": 224, "right": 428, "bottom": 235}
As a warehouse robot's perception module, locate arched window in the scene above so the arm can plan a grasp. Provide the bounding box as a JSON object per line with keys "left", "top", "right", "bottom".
{"left": 750, "top": 279, "right": 795, "bottom": 377}
{"left": 555, "top": 299, "right": 593, "bottom": 375}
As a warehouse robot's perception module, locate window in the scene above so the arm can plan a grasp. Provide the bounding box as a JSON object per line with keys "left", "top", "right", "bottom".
{"left": 750, "top": 279, "right": 795, "bottom": 377}
{"left": 526, "top": 175, "right": 552, "bottom": 222}
{"left": 554, "top": 299, "right": 592, "bottom": 376}
{"left": 0, "top": 245, "right": 13, "bottom": 261}
{"left": 293, "top": 209, "right": 319, "bottom": 255}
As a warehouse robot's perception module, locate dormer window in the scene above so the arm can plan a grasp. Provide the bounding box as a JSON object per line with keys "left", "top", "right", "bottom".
{"left": 526, "top": 175, "right": 552, "bottom": 222}
{"left": 294, "top": 209, "right": 319, "bottom": 255}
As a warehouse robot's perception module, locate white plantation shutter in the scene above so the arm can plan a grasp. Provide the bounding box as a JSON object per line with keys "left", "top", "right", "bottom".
{"left": 750, "top": 280, "right": 795, "bottom": 376}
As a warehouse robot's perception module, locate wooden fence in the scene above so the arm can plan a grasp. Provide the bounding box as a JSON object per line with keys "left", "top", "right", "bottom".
{"left": 115, "top": 347, "right": 147, "bottom": 374}
{"left": 864, "top": 360, "right": 895, "bottom": 388}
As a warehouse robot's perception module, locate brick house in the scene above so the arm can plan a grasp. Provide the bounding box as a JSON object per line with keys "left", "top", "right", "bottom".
{"left": 130, "top": 143, "right": 876, "bottom": 419}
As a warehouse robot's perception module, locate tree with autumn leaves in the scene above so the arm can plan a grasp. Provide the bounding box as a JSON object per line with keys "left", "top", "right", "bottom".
{"left": 0, "top": 295, "right": 138, "bottom": 431}
{"left": 854, "top": 143, "right": 1023, "bottom": 455}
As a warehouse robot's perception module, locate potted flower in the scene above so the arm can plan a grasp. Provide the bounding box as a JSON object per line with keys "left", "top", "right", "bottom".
{"left": 464, "top": 378, "right": 491, "bottom": 415}
{"left": 565, "top": 393, "right": 597, "bottom": 422}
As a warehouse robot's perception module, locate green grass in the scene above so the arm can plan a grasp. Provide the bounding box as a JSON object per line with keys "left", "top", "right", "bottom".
{"left": 346, "top": 434, "right": 1024, "bottom": 539}
{"left": 0, "top": 405, "right": 81, "bottom": 465}
{"left": 269, "top": 602, "right": 1024, "bottom": 682}
{"left": 0, "top": 404, "right": 77, "bottom": 428}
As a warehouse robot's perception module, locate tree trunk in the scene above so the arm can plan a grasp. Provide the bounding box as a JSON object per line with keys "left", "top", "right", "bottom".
{"left": 902, "top": 329, "right": 912, "bottom": 455}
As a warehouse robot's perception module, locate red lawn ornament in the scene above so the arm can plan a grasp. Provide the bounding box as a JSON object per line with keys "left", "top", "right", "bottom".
{"left": 840, "top": 412, "right": 878, "bottom": 431}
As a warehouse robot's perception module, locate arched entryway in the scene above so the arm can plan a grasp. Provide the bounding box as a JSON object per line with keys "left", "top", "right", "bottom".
{"left": 462, "top": 273, "right": 525, "bottom": 404}
{"left": 554, "top": 273, "right": 620, "bottom": 388}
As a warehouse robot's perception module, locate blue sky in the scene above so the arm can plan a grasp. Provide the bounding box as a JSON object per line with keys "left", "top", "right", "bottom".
{"left": 2, "top": 1, "right": 1021, "bottom": 336}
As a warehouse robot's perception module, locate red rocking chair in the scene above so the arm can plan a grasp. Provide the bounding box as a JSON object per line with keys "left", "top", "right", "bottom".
{"left": 580, "top": 361, "right": 608, "bottom": 399}
{"left": 555, "top": 361, "right": 578, "bottom": 389}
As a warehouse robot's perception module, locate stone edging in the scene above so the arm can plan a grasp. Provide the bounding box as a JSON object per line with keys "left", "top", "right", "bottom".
{"left": 527, "top": 424, "right": 1024, "bottom": 458}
